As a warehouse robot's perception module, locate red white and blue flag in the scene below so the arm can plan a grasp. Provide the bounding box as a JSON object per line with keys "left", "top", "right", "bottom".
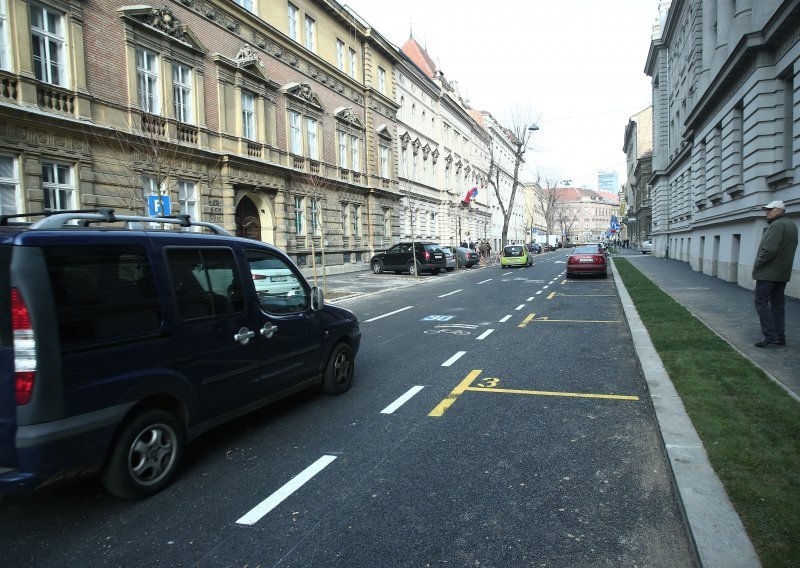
{"left": 462, "top": 186, "right": 479, "bottom": 204}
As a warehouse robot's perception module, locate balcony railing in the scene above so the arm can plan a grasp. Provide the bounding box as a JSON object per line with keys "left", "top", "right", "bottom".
{"left": 0, "top": 75, "right": 18, "bottom": 102}
{"left": 247, "top": 142, "right": 262, "bottom": 158}
{"left": 37, "top": 85, "right": 75, "bottom": 114}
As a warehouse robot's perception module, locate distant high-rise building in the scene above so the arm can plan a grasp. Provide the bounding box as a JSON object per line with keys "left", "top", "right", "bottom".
{"left": 598, "top": 171, "right": 619, "bottom": 193}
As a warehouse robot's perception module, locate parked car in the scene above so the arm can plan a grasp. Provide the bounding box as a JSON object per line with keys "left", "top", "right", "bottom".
{"left": 566, "top": 244, "right": 609, "bottom": 278}
{"left": 500, "top": 244, "right": 532, "bottom": 268}
{"left": 528, "top": 243, "right": 543, "bottom": 254}
{"left": 370, "top": 242, "right": 446, "bottom": 275}
{"left": 640, "top": 240, "right": 653, "bottom": 254}
{"left": 0, "top": 208, "right": 360, "bottom": 499}
{"left": 450, "top": 246, "right": 480, "bottom": 268}
{"left": 441, "top": 246, "right": 456, "bottom": 272}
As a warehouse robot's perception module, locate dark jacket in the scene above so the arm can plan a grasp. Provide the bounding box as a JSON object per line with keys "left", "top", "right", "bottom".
{"left": 752, "top": 213, "right": 798, "bottom": 282}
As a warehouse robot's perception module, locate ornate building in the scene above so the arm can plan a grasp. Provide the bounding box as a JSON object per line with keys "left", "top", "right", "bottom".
{"left": 622, "top": 106, "right": 653, "bottom": 246}
{"left": 646, "top": 0, "right": 800, "bottom": 296}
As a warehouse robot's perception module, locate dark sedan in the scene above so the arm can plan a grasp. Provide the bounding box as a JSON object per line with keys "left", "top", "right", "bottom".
{"left": 566, "top": 245, "right": 608, "bottom": 278}
{"left": 370, "top": 242, "right": 446, "bottom": 275}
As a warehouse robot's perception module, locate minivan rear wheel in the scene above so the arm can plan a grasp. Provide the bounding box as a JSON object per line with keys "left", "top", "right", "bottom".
{"left": 371, "top": 261, "right": 384, "bottom": 274}
{"left": 102, "top": 409, "right": 185, "bottom": 500}
{"left": 322, "top": 343, "right": 354, "bottom": 394}
{"left": 408, "top": 262, "right": 419, "bottom": 276}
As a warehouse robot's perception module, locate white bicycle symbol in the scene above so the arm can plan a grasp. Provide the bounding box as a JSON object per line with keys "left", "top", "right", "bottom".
{"left": 424, "top": 328, "right": 472, "bottom": 335}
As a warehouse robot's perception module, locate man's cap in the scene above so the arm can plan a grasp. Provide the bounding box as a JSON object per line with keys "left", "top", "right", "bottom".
{"left": 762, "top": 200, "right": 786, "bottom": 210}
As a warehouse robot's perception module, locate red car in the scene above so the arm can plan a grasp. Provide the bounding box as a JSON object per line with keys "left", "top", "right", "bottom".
{"left": 566, "top": 245, "right": 608, "bottom": 279}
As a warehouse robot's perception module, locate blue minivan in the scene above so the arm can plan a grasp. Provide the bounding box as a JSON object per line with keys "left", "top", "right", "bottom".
{"left": 0, "top": 209, "right": 360, "bottom": 499}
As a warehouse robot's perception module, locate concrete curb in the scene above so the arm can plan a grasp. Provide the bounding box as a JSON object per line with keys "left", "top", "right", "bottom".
{"left": 611, "top": 258, "right": 760, "bottom": 568}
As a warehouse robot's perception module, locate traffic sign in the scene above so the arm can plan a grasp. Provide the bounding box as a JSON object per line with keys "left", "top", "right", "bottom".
{"left": 147, "top": 195, "right": 171, "bottom": 216}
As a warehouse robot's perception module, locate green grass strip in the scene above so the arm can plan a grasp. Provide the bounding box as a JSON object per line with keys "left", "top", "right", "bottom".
{"left": 615, "top": 258, "right": 800, "bottom": 567}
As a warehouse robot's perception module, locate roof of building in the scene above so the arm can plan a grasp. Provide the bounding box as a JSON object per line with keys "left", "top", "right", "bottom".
{"left": 401, "top": 37, "right": 437, "bottom": 79}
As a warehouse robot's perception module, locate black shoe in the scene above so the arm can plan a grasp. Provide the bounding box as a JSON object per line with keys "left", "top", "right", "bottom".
{"left": 755, "top": 338, "right": 778, "bottom": 348}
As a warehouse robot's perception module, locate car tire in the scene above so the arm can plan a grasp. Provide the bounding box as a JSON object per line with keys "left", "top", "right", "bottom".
{"left": 446, "top": 267, "right": 454, "bottom": 272}
{"left": 321, "top": 343, "right": 354, "bottom": 394}
{"left": 372, "top": 261, "right": 384, "bottom": 274}
{"left": 455, "top": 258, "right": 463, "bottom": 268}
{"left": 102, "top": 408, "right": 185, "bottom": 500}
{"left": 408, "top": 262, "right": 418, "bottom": 276}
{"left": 566, "top": 272, "right": 573, "bottom": 279}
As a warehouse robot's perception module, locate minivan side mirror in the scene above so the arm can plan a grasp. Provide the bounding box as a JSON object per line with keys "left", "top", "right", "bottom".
{"left": 310, "top": 286, "right": 324, "bottom": 311}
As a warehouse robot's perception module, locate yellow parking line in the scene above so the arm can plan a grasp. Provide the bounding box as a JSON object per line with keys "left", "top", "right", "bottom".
{"left": 547, "top": 291, "right": 556, "bottom": 299}
{"left": 429, "top": 370, "right": 481, "bottom": 417}
{"left": 521, "top": 314, "right": 621, "bottom": 324}
{"left": 518, "top": 313, "right": 536, "bottom": 328}
{"left": 468, "top": 385, "right": 638, "bottom": 401}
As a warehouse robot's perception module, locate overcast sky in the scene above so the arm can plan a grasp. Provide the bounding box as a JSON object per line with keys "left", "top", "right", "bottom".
{"left": 342, "top": 0, "right": 659, "bottom": 189}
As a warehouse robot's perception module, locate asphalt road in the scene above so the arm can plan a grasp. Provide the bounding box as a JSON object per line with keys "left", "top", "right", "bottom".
{"left": 0, "top": 253, "right": 696, "bottom": 567}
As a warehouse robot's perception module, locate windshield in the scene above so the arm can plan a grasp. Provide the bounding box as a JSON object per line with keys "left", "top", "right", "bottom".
{"left": 572, "top": 246, "right": 600, "bottom": 254}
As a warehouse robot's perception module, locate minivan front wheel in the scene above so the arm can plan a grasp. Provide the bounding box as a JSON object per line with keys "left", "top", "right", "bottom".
{"left": 322, "top": 343, "right": 354, "bottom": 394}
{"left": 102, "top": 409, "right": 185, "bottom": 500}
{"left": 371, "top": 261, "right": 384, "bottom": 274}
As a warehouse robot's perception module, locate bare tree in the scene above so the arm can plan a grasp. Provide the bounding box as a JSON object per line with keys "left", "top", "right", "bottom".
{"left": 484, "top": 108, "right": 540, "bottom": 248}
{"left": 531, "top": 173, "right": 561, "bottom": 241}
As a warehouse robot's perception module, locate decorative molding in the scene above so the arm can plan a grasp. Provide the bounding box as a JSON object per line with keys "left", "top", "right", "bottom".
{"left": 282, "top": 82, "right": 324, "bottom": 111}
{"left": 422, "top": 143, "right": 430, "bottom": 159}
{"left": 399, "top": 131, "right": 411, "bottom": 150}
{"left": 431, "top": 148, "right": 439, "bottom": 164}
{"left": 334, "top": 107, "right": 363, "bottom": 129}
{"left": 376, "top": 124, "right": 393, "bottom": 141}
{"left": 411, "top": 138, "right": 421, "bottom": 155}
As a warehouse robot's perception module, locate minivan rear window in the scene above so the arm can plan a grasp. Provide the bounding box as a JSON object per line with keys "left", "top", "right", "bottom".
{"left": 45, "top": 246, "right": 161, "bottom": 346}
{"left": 504, "top": 246, "right": 524, "bottom": 256}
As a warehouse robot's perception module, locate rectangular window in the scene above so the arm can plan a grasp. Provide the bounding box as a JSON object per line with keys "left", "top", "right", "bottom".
{"left": 350, "top": 135, "right": 360, "bottom": 173}
{"left": 178, "top": 180, "right": 198, "bottom": 230}
{"left": 0, "top": 0, "right": 9, "bottom": 71}
{"left": 0, "top": 154, "right": 19, "bottom": 215}
{"left": 294, "top": 195, "right": 305, "bottom": 235}
{"left": 304, "top": 15, "right": 315, "bottom": 52}
{"left": 380, "top": 146, "right": 389, "bottom": 178}
{"left": 287, "top": 3, "right": 298, "bottom": 41}
{"left": 136, "top": 47, "right": 159, "bottom": 114}
{"left": 30, "top": 4, "right": 66, "bottom": 86}
{"left": 383, "top": 208, "right": 391, "bottom": 240}
{"left": 338, "top": 132, "right": 347, "bottom": 167}
{"left": 781, "top": 73, "right": 795, "bottom": 169}
{"left": 377, "top": 66, "right": 386, "bottom": 94}
{"left": 173, "top": 64, "right": 192, "bottom": 124}
{"left": 336, "top": 40, "right": 345, "bottom": 72}
{"left": 242, "top": 91, "right": 256, "bottom": 140}
{"left": 234, "top": 0, "right": 254, "bottom": 13}
{"left": 289, "top": 111, "right": 302, "bottom": 154}
{"left": 168, "top": 248, "right": 243, "bottom": 321}
{"left": 351, "top": 204, "right": 361, "bottom": 238}
{"left": 341, "top": 203, "right": 349, "bottom": 238}
{"left": 42, "top": 161, "right": 74, "bottom": 211}
{"left": 306, "top": 117, "right": 318, "bottom": 159}
{"left": 348, "top": 48, "right": 357, "bottom": 79}
{"left": 310, "top": 197, "right": 320, "bottom": 236}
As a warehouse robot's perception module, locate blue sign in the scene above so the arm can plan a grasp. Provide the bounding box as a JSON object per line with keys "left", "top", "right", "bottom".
{"left": 147, "top": 195, "right": 171, "bottom": 217}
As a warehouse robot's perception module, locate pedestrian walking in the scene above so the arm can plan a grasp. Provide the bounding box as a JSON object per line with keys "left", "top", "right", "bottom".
{"left": 752, "top": 200, "right": 798, "bottom": 347}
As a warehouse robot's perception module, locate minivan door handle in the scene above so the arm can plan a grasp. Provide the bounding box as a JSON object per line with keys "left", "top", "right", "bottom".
{"left": 260, "top": 322, "right": 278, "bottom": 339}
{"left": 234, "top": 327, "right": 256, "bottom": 345}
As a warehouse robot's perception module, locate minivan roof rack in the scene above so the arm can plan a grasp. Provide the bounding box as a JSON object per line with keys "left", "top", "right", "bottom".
{"left": 29, "top": 208, "right": 232, "bottom": 235}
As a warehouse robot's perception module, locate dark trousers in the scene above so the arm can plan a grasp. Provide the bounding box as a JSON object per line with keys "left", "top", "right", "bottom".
{"left": 754, "top": 280, "right": 787, "bottom": 340}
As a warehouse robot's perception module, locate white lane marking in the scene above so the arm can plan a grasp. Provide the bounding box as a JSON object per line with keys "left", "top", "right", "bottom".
{"left": 526, "top": 296, "right": 534, "bottom": 301}
{"left": 476, "top": 329, "right": 494, "bottom": 340}
{"left": 236, "top": 455, "right": 337, "bottom": 525}
{"left": 478, "top": 279, "right": 492, "bottom": 284}
{"left": 536, "top": 290, "right": 543, "bottom": 294}
{"left": 442, "top": 351, "right": 467, "bottom": 367}
{"left": 515, "top": 304, "right": 525, "bottom": 311}
{"left": 543, "top": 285, "right": 550, "bottom": 289}
{"left": 499, "top": 315, "right": 512, "bottom": 322}
{"left": 381, "top": 386, "right": 425, "bottom": 414}
{"left": 364, "top": 306, "right": 413, "bottom": 322}
{"left": 438, "top": 289, "right": 463, "bottom": 298}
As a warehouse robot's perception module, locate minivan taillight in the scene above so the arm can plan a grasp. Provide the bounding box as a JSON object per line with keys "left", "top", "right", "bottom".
{"left": 11, "top": 288, "right": 36, "bottom": 405}
{"left": 423, "top": 251, "right": 431, "bottom": 260}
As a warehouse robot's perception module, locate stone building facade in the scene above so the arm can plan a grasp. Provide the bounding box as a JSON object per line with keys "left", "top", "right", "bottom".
{"left": 622, "top": 106, "right": 653, "bottom": 246}
{"left": 646, "top": 0, "right": 800, "bottom": 297}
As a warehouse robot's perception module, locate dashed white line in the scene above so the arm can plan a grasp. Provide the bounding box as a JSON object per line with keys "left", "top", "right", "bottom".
{"left": 381, "top": 386, "right": 425, "bottom": 414}
{"left": 364, "top": 306, "right": 413, "bottom": 322}
{"left": 478, "top": 279, "right": 493, "bottom": 284}
{"left": 476, "top": 329, "right": 494, "bottom": 340}
{"left": 515, "top": 304, "right": 525, "bottom": 311}
{"left": 442, "top": 351, "right": 467, "bottom": 367}
{"left": 438, "top": 289, "right": 463, "bottom": 298}
{"left": 499, "top": 315, "right": 512, "bottom": 322}
{"left": 536, "top": 290, "right": 543, "bottom": 295}
{"left": 526, "top": 296, "right": 535, "bottom": 302}
{"left": 236, "top": 455, "right": 337, "bottom": 525}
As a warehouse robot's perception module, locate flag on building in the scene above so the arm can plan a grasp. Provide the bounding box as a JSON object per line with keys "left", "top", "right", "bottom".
{"left": 461, "top": 186, "right": 479, "bottom": 204}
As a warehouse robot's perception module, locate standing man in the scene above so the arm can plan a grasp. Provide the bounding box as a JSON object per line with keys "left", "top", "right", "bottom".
{"left": 753, "top": 200, "right": 798, "bottom": 347}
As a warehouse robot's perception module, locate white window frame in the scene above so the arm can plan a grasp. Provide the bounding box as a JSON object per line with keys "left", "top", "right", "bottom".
{"left": 242, "top": 90, "right": 256, "bottom": 140}
{"left": 234, "top": 0, "right": 254, "bottom": 13}
{"left": 304, "top": 15, "right": 315, "bottom": 52}
{"left": 310, "top": 197, "right": 320, "bottom": 236}
{"left": 173, "top": 63, "right": 193, "bottom": 124}
{"left": 287, "top": 3, "right": 298, "bottom": 41}
{"left": 178, "top": 179, "right": 199, "bottom": 230}
{"left": 306, "top": 117, "right": 318, "bottom": 159}
{"left": 380, "top": 146, "right": 389, "bottom": 178}
{"left": 341, "top": 203, "right": 349, "bottom": 239}
{"left": 336, "top": 39, "right": 345, "bottom": 72}
{"left": 377, "top": 66, "right": 385, "bottom": 94}
{"left": 0, "top": 0, "right": 10, "bottom": 71}
{"left": 348, "top": 48, "right": 357, "bottom": 79}
{"left": 351, "top": 204, "right": 361, "bottom": 238}
{"left": 289, "top": 110, "right": 302, "bottom": 154}
{"left": 136, "top": 47, "right": 160, "bottom": 114}
{"left": 338, "top": 132, "right": 347, "bottom": 168}
{"left": 350, "top": 135, "right": 360, "bottom": 173}
{"left": 383, "top": 208, "right": 391, "bottom": 240}
{"left": 30, "top": 4, "right": 66, "bottom": 86}
{"left": 0, "top": 154, "right": 20, "bottom": 216}
{"left": 41, "top": 161, "right": 75, "bottom": 211}
{"left": 294, "top": 195, "right": 305, "bottom": 235}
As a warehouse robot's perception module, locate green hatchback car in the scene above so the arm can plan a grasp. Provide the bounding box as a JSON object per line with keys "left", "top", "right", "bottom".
{"left": 500, "top": 244, "right": 532, "bottom": 268}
